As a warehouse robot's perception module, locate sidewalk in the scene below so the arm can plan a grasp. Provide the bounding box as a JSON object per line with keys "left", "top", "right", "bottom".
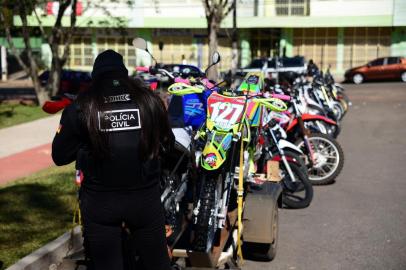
{"left": 0, "top": 79, "right": 33, "bottom": 88}
{"left": 0, "top": 114, "right": 61, "bottom": 185}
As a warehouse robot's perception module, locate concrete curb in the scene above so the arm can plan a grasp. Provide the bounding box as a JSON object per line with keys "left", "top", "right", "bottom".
{"left": 5, "top": 226, "right": 83, "bottom": 270}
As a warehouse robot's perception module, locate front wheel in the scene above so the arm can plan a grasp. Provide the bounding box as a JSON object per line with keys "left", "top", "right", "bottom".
{"left": 192, "top": 175, "right": 220, "bottom": 252}
{"left": 281, "top": 160, "right": 313, "bottom": 209}
{"left": 332, "top": 102, "right": 344, "bottom": 121}
{"left": 295, "top": 133, "right": 344, "bottom": 185}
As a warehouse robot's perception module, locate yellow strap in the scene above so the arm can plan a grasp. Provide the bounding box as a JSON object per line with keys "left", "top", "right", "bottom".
{"left": 237, "top": 137, "right": 244, "bottom": 263}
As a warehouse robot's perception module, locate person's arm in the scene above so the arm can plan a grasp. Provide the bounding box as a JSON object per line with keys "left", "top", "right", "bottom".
{"left": 52, "top": 103, "right": 82, "bottom": 166}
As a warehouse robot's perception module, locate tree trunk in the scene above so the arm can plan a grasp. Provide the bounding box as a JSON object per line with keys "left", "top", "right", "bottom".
{"left": 47, "top": 56, "right": 62, "bottom": 97}
{"left": 35, "top": 84, "right": 50, "bottom": 106}
{"left": 207, "top": 18, "right": 219, "bottom": 81}
{"left": 29, "top": 59, "right": 49, "bottom": 106}
{"left": 231, "top": 0, "right": 238, "bottom": 79}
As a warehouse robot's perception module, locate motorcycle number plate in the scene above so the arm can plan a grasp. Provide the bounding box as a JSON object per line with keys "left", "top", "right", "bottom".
{"left": 267, "top": 160, "right": 281, "bottom": 182}
{"left": 207, "top": 92, "right": 246, "bottom": 130}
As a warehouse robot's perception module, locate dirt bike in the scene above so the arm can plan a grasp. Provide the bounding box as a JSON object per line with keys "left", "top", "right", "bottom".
{"left": 259, "top": 114, "right": 313, "bottom": 209}
{"left": 236, "top": 74, "right": 313, "bottom": 209}
{"left": 324, "top": 67, "right": 352, "bottom": 116}
{"left": 284, "top": 91, "right": 345, "bottom": 185}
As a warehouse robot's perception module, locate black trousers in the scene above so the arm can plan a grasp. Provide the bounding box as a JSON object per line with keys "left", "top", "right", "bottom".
{"left": 80, "top": 184, "right": 171, "bottom": 270}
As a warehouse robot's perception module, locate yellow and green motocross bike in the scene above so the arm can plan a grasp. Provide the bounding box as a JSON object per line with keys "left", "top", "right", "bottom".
{"left": 168, "top": 72, "right": 287, "bottom": 260}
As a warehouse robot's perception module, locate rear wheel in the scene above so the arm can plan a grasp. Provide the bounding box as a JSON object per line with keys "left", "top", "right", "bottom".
{"left": 352, "top": 73, "right": 364, "bottom": 84}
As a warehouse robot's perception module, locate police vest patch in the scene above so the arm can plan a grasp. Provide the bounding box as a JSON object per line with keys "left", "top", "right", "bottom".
{"left": 98, "top": 109, "right": 141, "bottom": 132}
{"left": 104, "top": 94, "right": 131, "bottom": 103}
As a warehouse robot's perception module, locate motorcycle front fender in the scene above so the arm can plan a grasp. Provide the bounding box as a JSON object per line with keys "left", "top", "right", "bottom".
{"left": 301, "top": 114, "right": 337, "bottom": 126}
{"left": 334, "top": 83, "right": 345, "bottom": 91}
{"left": 278, "top": 139, "right": 304, "bottom": 156}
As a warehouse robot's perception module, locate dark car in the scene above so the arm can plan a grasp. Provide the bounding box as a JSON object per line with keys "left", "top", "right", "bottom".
{"left": 344, "top": 57, "right": 406, "bottom": 84}
{"left": 39, "top": 69, "right": 92, "bottom": 95}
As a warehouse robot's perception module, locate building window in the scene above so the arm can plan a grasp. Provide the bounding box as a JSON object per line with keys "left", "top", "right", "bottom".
{"left": 60, "top": 36, "right": 93, "bottom": 69}
{"left": 275, "top": 0, "right": 309, "bottom": 16}
{"left": 343, "top": 27, "right": 391, "bottom": 70}
{"left": 63, "top": 35, "right": 137, "bottom": 70}
{"left": 251, "top": 29, "right": 281, "bottom": 58}
{"left": 96, "top": 36, "right": 137, "bottom": 68}
{"left": 293, "top": 28, "right": 338, "bottom": 71}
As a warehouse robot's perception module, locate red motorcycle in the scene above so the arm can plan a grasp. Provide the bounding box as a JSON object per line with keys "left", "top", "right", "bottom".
{"left": 282, "top": 93, "right": 344, "bottom": 185}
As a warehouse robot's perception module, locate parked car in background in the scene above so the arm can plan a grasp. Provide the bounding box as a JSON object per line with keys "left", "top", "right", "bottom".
{"left": 39, "top": 69, "right": 92, "bottom": 95}
{"left": 238, "top": 56, "right": 308, "bottom": 78}
{"left": 344, "top": 57, "right": 406, "bottom": 84}
{"left": 159, "top": 64, "right": 205, "bottom": 78}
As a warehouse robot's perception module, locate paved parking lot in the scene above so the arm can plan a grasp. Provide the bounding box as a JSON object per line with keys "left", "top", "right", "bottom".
{"left": 244, "top": 82, "right": 406, "bottom": 270}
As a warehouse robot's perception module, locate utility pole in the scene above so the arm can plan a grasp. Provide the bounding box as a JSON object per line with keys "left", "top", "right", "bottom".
{"left": 231, "top": 0, "right": 238, "bottom": 79}
{"left": 0, "top": 46, "right": 7, "bottom": 81}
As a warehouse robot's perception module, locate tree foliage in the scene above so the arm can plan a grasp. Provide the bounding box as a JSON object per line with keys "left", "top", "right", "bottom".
{"left": 1, "top": 0, "right": 78, "bottom": 105}
{"left": 0, "top": 0, "right": 130, "bottom": 105}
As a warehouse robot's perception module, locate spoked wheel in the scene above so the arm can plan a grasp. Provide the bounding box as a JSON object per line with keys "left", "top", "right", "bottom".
{"left": 332, "top": 102, "right": 344, "bottom": 121}
{"left": 192, "top": 175, "right": 221, "bottom": 252}
{"left": 280, "top": 161, "right": 313, "bottom": 209}
{"left": 338, "top": 91, "right": 352, "bottom": 108}
{"left": 295, "top": 133, "right": 344, "bottom": 185}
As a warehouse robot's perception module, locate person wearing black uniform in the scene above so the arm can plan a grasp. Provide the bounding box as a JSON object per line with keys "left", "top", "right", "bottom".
{"left": 52, "top": 50, "right": 173, "bottom": 270}
{"left": 307, "top": 59, "right": 320, "bottom": 77}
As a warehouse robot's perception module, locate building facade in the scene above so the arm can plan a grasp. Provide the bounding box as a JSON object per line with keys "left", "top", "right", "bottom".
{"left": 1, "top": 0, "right": 406, "bottom": 76}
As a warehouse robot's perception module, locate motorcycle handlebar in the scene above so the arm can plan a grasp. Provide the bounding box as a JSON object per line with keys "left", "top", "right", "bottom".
{"left": 174, "top": 77, "right": 190, "bottom": 84}
{"left": 135, "top": 66, "right": 175, "bottom": 79}
{"left": 271, "top": 93, "right": 291, "bottom": 101}
{"left": 135, "top": 66, "right": 150, "bottom": 72}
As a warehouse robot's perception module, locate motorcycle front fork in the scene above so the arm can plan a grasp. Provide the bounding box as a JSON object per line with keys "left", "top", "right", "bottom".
{"left": 298, "top": 118, "right": 315, "bottom": 166}
{"left": 269, "top": 129, "right": 297, "bottom": 183}
{"left": 280, "top": 153, "right": 297, "bottom": 183}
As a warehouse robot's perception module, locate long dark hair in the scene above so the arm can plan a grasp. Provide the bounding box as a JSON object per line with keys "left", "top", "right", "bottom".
{"left": 77, "top": 72, "right": 172, "bottom": 160}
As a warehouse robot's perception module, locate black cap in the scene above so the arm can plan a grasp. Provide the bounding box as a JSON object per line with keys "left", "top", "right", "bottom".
{"left": 91, "top": 50, "right": 128, "bottom": 79}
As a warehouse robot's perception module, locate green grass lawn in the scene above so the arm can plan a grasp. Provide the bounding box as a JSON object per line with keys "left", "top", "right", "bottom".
{"left": 0, "top": 164, "right": 77, "bottom": 270}
{"left": 0, "top": 103, "right": 49, "bottom": 129}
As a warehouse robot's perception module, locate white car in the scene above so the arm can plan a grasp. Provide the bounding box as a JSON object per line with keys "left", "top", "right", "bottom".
{"left": 238, "top": 56, "right": 308, "bottom": 79}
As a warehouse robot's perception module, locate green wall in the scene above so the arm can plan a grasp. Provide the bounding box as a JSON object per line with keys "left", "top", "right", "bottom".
{"left": 14, "top": 14, "right": 394, "bottom": 29}
{"left": 239, "top": 29, "right": 251, "bottom": 68}
{"left": 391, "top": 27, "right": 406, "bottom": 57}
{"left": 0, "top": 37, "right": 42, "bottom": 50}
{"left": 280, "top": 28, "right": 293, "bottom": 57}
{"left": 135, "top": 29, "right": 153, "bottom": 66}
